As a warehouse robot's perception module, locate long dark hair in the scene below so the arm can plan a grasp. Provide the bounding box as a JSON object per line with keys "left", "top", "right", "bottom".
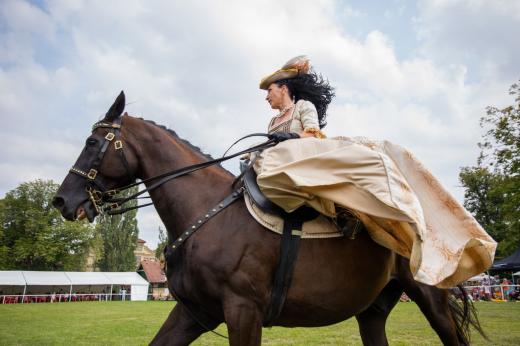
{"left": 276, "top": 72, "right": 335, "bottom": 128}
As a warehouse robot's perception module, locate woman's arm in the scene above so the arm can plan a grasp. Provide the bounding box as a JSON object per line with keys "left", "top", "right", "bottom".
{"left": 298, "top": 100, "right": 326, "bottom": 138}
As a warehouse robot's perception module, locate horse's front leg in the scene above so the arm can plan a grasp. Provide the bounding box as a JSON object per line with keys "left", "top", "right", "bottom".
{"left": 150, "top": 303, "right": 219, "bottom": 346}
{"left": 223, "top": 296, "right": 263, "bottom": 346}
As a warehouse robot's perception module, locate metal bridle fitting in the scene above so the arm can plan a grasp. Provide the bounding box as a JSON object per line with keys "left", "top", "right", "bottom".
{"left": 69, "top": 118, "right": 127, "bottom": 215}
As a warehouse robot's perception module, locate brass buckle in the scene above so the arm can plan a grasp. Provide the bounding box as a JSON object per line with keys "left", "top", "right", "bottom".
{"left": 114, "top": 140, "right": 123, "bottom": 150}
{"left": 87, "top": 169, "right": 98, "bottom": 180}
{"left": 105, "top": 132, "right": 115, "bottom": 141}
{"left": 106, "top": 189, "right": 118, "bottom": 196}
{"left": 86, "top": 187, "right": 102, "bottom": 214}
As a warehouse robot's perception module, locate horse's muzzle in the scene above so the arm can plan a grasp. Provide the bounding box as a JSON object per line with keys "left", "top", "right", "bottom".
{"left": 52, "top": 194, "right": 97, "bottom": 222}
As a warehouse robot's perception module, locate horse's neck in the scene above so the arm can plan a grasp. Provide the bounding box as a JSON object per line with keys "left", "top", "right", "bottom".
{"left": 135, "top": 125, "right": 234, "bottom": 240}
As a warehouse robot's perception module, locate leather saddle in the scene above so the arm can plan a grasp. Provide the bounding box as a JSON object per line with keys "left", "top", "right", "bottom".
{"left": 239, "top": 160, "right": 319, "bottom": 222}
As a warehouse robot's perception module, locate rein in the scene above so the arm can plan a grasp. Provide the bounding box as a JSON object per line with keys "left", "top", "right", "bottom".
{"left": 69, "top": 118, "right": 276, "bottom": 216}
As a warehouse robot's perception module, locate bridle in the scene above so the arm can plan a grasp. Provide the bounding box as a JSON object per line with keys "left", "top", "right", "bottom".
{"left": 68, "top": 116, "right": 281, "bottom": 340}
{"left": 69, "top": 117, "right": 133, "bottom": 215}
{"left": 68, "top": 116, "right": 277, "bottom": 217}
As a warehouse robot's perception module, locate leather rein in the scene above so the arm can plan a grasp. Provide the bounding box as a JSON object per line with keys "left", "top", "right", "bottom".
{"left": 68, "top": 117, "right": 276, "bottom": 217}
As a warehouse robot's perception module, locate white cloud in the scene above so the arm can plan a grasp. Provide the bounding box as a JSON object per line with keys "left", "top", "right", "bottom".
{"left": 0, "top": 0, "right": 518, "bottom": 247}
{"left": 415, "top": 0, "right": 520, "bottom": 82}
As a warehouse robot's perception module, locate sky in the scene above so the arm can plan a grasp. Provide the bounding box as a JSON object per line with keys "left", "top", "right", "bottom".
{"left": 1, "top": 0, "right": 519, "bottom": 249}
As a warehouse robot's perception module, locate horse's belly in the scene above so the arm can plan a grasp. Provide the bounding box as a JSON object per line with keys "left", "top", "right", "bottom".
{"left": 276, "top": 232, "right": 394, "bottom": 327}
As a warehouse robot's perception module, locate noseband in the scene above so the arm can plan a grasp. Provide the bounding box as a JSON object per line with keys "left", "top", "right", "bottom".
{"left": 68, "top": 117, "right": 131, "bottom": 214}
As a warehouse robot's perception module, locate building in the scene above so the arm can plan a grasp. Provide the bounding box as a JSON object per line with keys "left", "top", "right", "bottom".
{"left": 134, "top": 239, "right": 156, "bottom": 266}
{"left": 137, "top": 260, "right": 170, "bottom": 300}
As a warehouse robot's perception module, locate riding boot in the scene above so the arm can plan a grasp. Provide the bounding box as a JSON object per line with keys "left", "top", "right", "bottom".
{"left": 335, "top": 206, "right": 362, "bottom": 239}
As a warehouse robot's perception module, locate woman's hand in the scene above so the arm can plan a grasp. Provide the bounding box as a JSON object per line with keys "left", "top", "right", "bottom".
{"left": 268, "top": 132, "right": 300, "bottom": 142}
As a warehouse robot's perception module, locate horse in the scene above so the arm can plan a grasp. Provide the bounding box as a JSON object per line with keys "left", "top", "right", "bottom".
{"left": 53, "top": 92, "right": 484, "bottom": 345}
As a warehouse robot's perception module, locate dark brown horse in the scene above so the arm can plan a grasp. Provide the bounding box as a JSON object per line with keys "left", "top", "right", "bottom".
{"left": 53, "top": 92, "right": 483, "bottom": 345}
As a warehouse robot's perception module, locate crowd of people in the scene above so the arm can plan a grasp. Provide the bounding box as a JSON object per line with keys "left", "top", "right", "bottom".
{"left": 0, "top": 287, "right": 135, "bottom": 304}
{"left": 461, "top": 277, "right": 520, "bottom": 301}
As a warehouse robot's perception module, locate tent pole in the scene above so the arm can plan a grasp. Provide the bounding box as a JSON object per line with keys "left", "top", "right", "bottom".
{"left": 22, "top": 284, "right": 26, "bottom": 304}
{"left": 69, "top": 284, "right": 72, "bottom": 302}
{"left": 110, "top": 284, "right": 113, "bottom": 301}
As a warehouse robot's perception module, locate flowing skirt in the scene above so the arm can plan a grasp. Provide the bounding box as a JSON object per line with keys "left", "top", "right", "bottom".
{"left": 254, "top": 136, "right": 496, "bottom": 288}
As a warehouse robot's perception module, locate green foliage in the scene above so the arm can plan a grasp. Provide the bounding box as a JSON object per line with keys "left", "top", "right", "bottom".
{"left": 460, "top": 81, "right": 520, "bottom": 256}
{"left": 155, "top": 226, "right": 168, "bottom": 259}
{"left": 0, "top": 179, "right": 95, "bottom": 270}
{"left": 96, "top": 186, "right": 139, "bottom": 271}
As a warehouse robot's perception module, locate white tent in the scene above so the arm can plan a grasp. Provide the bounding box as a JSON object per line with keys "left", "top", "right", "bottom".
{"left": 0, "top": 271, "right": 149, "bottom": 301}
{"left": 466, "top": 273, "right": 491, "bottom": 282}
{"left": 23, "top": 271, "right": 71, "bottom": 285}
{"left": 103, "top": 272, "right": 149, "bottom": 301}
{"left": 0, "top": 271, "right": 26, "bottom": 294}
{"left": 0, "top": 271, "right": 25, "bottom": 286}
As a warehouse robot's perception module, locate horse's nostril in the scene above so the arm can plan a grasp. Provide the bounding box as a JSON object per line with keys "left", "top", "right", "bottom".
{"left": 52, "top": 196, "right": 65, "bottom": 209}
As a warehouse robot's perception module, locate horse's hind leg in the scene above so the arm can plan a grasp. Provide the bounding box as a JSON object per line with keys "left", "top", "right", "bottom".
{"left": 396, "top": 257, "right": 463, "bottom": 345}
{"left": 355, "top": 279, "right": 403, "bottom": 346}
{"left": 150, "top": 303, "right": 220, "bottom": 346}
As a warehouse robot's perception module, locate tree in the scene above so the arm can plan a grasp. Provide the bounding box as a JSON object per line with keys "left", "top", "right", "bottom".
{"left": 460, "top": 81, "right": 520, "bottom": 256}
{"left": 155, "top": 226, "right": 168, "bottom": 259}
{"left": 0, "top": 179, "right": 95, "bottom": 270}
{"left": 97, "top": 186, "right": 139, "bottom": 271}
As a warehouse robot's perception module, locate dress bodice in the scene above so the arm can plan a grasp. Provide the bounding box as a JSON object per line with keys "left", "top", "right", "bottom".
{"left": 268, "top": 100, "right": 322, "bottom": 136}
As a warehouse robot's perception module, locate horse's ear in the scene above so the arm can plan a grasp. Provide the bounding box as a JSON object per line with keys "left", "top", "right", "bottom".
{"left": 104, "top": 91, "right": 125, "bottom": 122}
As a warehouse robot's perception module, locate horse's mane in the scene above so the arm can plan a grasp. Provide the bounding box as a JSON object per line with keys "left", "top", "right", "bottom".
{"left": 142, "top": 119, "right": 232, "bottom": 175}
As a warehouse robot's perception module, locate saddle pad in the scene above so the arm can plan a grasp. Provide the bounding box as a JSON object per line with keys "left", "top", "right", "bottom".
{"left": 244, "top": 191, "right": 342, "bottom": 239}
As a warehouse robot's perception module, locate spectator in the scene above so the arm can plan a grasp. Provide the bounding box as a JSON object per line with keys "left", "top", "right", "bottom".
{"left": 510, "top": 279, "right": 520, "bottom": 301}
{"left": 501, "top": 278, "right": 510, "bottom": 300}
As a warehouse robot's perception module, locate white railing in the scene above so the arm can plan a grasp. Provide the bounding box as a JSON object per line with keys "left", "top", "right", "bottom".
{"left": 457, "top": 284, "right": 519, "bottom": 301}
{"left": 1, "top": 286, "right": 518, "bottom": 304}
{"left": 0, "top": 293, "right": 174, "bottom": 304}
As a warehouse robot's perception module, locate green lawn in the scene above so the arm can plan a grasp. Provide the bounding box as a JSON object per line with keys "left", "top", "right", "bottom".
{"left": 0, "top": 301, "right": 518, "bottom": 345}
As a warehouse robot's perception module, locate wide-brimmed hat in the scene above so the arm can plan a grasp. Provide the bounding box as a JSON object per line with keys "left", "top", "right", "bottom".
{"left": 259, "top": 55, "right": 311, "bottom": 90}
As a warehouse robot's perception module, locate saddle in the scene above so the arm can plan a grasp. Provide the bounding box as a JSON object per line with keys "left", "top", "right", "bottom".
{"left": 240, "top": 160, "right": 319, "bottom": 221}
{"left": 240, "top": 160, "right": 320, "bottom": 327}
{"left": 239, "top": 160, "right": 364, "bottom": 326}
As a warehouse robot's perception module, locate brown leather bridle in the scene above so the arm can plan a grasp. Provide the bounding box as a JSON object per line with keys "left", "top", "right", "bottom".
{"left": 69, "top": 117, "right": 277, "bottom": 216}
{"left": 68, "top": 117, "right": 133, "bottom": 215}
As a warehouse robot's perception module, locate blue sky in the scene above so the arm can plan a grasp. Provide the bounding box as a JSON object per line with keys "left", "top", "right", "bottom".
{"left": 1, "top": 0, "right": 518, "bottom": 248}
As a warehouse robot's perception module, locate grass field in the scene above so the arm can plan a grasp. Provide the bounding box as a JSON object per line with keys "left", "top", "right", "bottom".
{"left": 0, "top": 301, "right": 518, "bottom": 345}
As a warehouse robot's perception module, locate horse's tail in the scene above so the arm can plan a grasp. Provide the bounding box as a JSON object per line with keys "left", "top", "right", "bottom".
{"left": 448, "top": 284, "right": 487, "bottom": 344}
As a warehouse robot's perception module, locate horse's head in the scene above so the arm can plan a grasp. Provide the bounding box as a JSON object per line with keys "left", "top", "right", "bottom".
{"left": 52, "top": 91, "right": 138, "bottom": 222}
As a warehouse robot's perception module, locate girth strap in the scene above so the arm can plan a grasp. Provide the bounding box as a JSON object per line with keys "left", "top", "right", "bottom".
{"left": 263, "top": 216, "right": 303, "bottom": 326}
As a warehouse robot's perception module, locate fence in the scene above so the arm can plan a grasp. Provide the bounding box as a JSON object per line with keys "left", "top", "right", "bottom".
{"left": 457, "top": 284, "right": 519, "bottom": 301}
{"left": 2, "top": 285, "right": 518, "bottom": 305}
{"left": 0, "top": 292, "right": 174, "bottom": 304}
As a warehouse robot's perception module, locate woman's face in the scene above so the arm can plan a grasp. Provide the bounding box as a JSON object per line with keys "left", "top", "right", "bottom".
{"left": 266, "top": 83, "right": 288, "bottom": 110}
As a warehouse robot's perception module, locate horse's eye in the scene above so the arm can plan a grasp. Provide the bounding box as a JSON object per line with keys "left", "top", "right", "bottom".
{"left": 86, "top": 138, "right": 97, "bottom": 146}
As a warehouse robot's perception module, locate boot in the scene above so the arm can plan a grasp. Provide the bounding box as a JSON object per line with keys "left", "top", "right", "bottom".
{"left": 335, "top": 207, "right": 362, "bottom": 239}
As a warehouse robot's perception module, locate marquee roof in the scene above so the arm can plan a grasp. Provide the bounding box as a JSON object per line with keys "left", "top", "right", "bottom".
{"left": 491, "top": 247, "right": 520, "bottom": 271}
{"left": 0, "top": 271, "right": 26, "bottom": 286}
{"left": 0, "top": 271, "right": 148, "bottom": 286}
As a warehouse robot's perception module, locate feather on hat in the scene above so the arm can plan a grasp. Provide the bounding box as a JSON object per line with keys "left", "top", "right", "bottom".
{"left": 259, "top": 55, "right": 311, "bottom": 90}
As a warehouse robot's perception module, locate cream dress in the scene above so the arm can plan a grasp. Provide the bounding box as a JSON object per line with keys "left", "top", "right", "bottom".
{"left": 255, "top": 100, "right": 496, "bottom": 288}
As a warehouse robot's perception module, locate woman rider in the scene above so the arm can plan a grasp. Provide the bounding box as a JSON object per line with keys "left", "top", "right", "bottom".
{"left": 254, "top": 56, "right": 496, "bottom": 289}
{"left": 261, "top": 55, "right": 333, "bottom": 141}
